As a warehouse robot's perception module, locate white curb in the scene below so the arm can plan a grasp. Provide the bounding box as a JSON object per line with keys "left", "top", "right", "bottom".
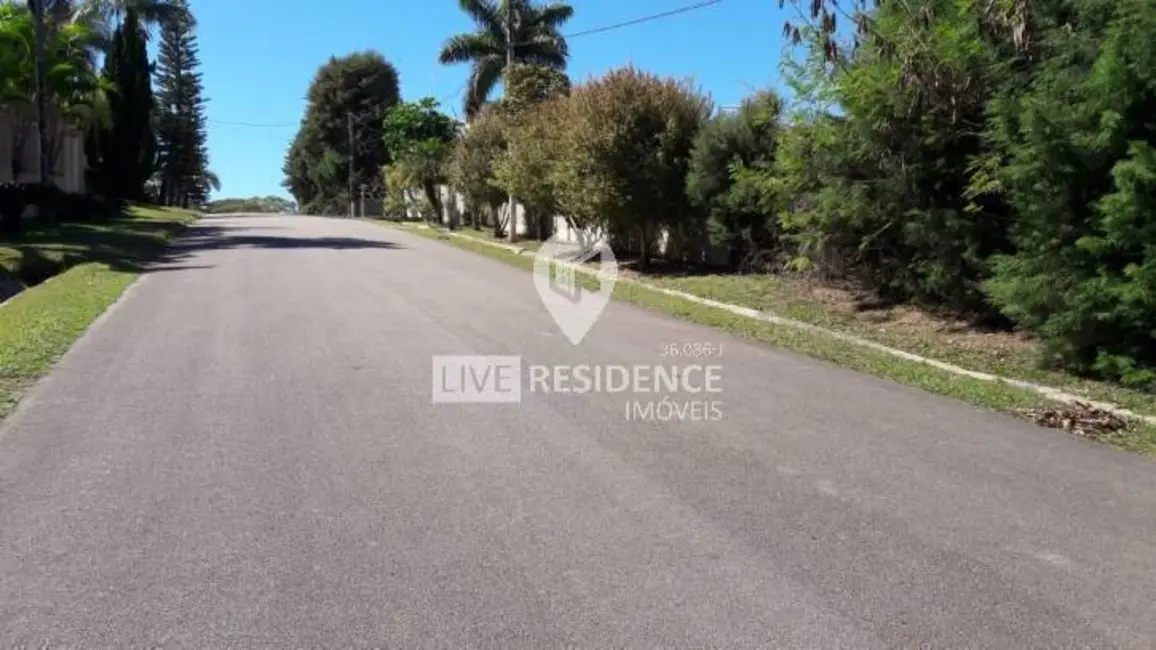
{"left": 413, "top": 224, "right": 1156, "bottom": 426}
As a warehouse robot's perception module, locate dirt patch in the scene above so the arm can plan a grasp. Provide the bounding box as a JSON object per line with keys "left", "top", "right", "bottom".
{"left": 1020, "top": 402, "right": 1131, "bottom": 439}
{"left": 757, "top": 274, "right": 1038, "bottom": 360}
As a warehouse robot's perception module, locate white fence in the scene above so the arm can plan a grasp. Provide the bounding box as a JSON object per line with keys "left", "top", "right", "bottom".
{"left": 373, "top": 184, "right": 730, "bottom": 266}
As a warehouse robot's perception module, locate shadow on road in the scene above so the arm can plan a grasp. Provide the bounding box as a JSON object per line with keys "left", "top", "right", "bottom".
{"left": 141, "top": 224, "right": 405, "bottom": 272}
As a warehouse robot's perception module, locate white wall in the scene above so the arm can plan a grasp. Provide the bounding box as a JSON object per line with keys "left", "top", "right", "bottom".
{"left": 0, "top": 106, "right": 87, "bottom": 194}
{"left": 424, "top": 183, "right": 730, "bottom": 266}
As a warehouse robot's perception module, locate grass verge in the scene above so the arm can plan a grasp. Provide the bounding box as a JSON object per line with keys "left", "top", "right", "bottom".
{"left": 380, "top": 220, "right": 1156, "bottom": 455}
{"left": 0, "top": 205, "right": 199, "bottom": 421}
{"left": 639, "top": 273, "right": 1156, "bottom": 419}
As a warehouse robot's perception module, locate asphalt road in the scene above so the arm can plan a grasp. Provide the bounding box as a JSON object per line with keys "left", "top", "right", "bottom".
{"left": 1, "top": 214, "right": 1154, "bottom": 648}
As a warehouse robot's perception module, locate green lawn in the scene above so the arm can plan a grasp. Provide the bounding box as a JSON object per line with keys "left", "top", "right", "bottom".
{"left": 382, "top": 221, "right": 1156, "bottom": 455}
{"left": 638, "top": 272, "right": 1156, "bottom": 420}
{"left": 0, "top": 205, "right": 199, "bottom": 421}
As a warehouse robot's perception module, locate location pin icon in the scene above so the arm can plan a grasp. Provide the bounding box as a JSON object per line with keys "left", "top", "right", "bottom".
{"left": 533, "top": 234, "right": 617, "bottom": 345}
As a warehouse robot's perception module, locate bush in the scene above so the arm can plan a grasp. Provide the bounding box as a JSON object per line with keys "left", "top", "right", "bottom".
{"left": 0, "top": 183, "right": 33, "bottom": 238}
{"left": 552, "top": 66, "right": 712, "bottom": 267}
{"left": 447, "top": 105, "right": 507, "bottom": 233}
{"left": 494, "top": 96, "right": 564, "bottom": 241}
{"left": 686, "top": 90, "right": 784, "bottom": 269}
{"left": 499, "top": 64, "right": 570, "bottom": 117}
{"left": 774, "top": 2, "right": 1012, "bottom": 312}
{"left": 982, "top": 0, "right": 1156, "bottom": 385}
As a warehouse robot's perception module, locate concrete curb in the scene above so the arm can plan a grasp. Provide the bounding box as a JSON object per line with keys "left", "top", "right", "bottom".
{"left": 407, "top": 223, "right": 1156, "bottom": 426}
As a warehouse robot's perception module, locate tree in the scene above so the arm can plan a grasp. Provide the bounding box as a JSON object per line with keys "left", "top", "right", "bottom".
{"left": 153, "top": 0, "right": 209, "bottom": 208}
{"left": 47, "top": 0, "right": 185, "bottom": 57}
{"left": 438, "top": 0, "right": 573, "bottom": 118}
{"left": 381, "top": 97, "right": 459, "bottom": 223}
{"left": 770, "top": 0, "right": 1013, "bottom": 311}
{"left": 982, "top": 0, "right": 1156, "bottom": 385}
{"left": 686, "top": 91, "right": 783, "bottom": 269}
{"left": 1, "top": 2, "right": 105, "bottom": 232}
{"left": 553, "top": 67, "right": 712, "bottom": 268}
{"left": 281, "top": 51, "right": 400, "bottom": 215}
{"left": 494, "top": 94, "right": 563, "bottom": 241}
{"left": 204, "top": 195, "right": 295, "bottom": 214}
{"left": 90, "top": 7, "right": 154, "bottom": 200}
{"left": 497, "top": 62, "right": 569, "bottom": 116}
{"left": 446, "top": 105, "right": 507, "bottom": 233}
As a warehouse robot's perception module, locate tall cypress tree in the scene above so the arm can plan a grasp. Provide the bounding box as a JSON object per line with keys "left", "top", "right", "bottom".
{"left": 93, "top": 8, "right": 155, "bottom": 201}
{"left": 154, "top": 0, "right": 209, "bottom": 208}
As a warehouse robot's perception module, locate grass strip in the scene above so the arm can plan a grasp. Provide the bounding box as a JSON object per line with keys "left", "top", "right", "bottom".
{"left": 380, "top": 220, "right": 1156, "bottom": 455}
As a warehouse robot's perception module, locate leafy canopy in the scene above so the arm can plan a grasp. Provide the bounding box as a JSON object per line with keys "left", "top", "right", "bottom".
{"left": 438, "top": 0, "right": 574, "bottom": 117}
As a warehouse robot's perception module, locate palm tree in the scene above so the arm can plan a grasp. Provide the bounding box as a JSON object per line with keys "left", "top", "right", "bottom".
{"left": 43, "top": 0, "right": 185, "bottom": 54}
{"left": 438, "top": 0, "right": 573, "bottom": 119}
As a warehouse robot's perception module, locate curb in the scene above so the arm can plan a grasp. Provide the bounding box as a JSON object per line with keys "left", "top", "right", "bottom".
{"left": 404, "top": 223, "right": 1156, "bottom": 426}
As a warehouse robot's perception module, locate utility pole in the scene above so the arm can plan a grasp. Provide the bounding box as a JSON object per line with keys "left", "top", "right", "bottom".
{"left": 30, "top": 0, "right": 50, "bottom": 188}
{"left": 359, "top": 184, "right": 366, "bottom": 219}
{"left": 505, "top": 0, "right": 516, "bottom": 242}
{"left": 347, "top": 110, "right": 355, "bottom": 218}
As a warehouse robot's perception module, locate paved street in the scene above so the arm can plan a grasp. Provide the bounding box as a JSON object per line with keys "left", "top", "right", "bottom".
{"left": 1, "top": 214, "right": 1154, "bottom": 648}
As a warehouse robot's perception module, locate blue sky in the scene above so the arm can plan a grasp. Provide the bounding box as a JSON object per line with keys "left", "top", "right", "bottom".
{"left": 187, "top": 0, "right": 795, "bottom": 200}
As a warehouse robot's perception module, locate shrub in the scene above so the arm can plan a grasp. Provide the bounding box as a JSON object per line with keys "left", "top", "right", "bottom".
{"left": 499, "top": 64, "right": 570, "bottom": 117}
{"left": 494, "top": 96, "right": 564, "bottom": 241}
{"left": 983, "top": 0, "right": 1156, "bottom": 385}
{"left": 553, "top": 66, "right": 712, "bottom": 267}
{"left": 447, "top": 106, "right": 507, "bottom": 233}
{"left": 382, "top": 98, "right": 458, "bottom": 218}
{"left": 775, "top": 2, "right": 1012, "bottom": 312}
{"left": 686, "top": 90, "right": 784, "bottom": 269}
{"left": 0, "top": 183, "right": 33, "bottom": 238}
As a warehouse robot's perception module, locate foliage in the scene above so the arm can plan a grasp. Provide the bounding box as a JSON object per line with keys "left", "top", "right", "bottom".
{"left": 381, "top": 97, "right": 458, "bottom": 219}
{"left": 493, "top": 94, "right": 562, "bottom": 240}
{"left": 771, "top": 0, "right": 1012, "bottom": 311}
{"left": 763, "top": 0, "right": 1156, "bottom": 384}
{"left": 498, "top": 63, "right": 570, "bottom": 116}
{"left": 0, "top": 183, "right": 33, "bottom": 238}
{"left": 446, "top": 105, "right": 507, "bottom": 232}
{"left": 381, "top": 162, "right": 414, "bottom": 218}
{"left": 438, "top": 0, "right": 574, "bottom": 117}
{"left": 62, "top": 0, "right": 186, "bottom": 49}
{"left": 552, "top": 66, "right": 712, "bottom": 267}
{"left": 0, "top": 2, "right": 106, "bottom": 232}
{"left": 153, "top": 0, "right": 210, "bottom": 207}
{"left": 383, "top": 95, "right": 455, "bottom": 217}
{"left": 1, "top": 3, "right": 107, "bottom": 134}
{"left": 203, "top": 196, "right": 295, "bottom": 214}
{"left": 686, "top": 91, "right": 784, "bottom": 268}
{"left": 90, "top": 8, "right": 155, "bottom": 201}
{"left": 486, "top": 63, "right": 569, "bottom": 239}
{"left": 982, "top": 0, "right": 1156, "bottom": 385}
{"left": 282, "top": 51, "right": 400, "bottom": 216}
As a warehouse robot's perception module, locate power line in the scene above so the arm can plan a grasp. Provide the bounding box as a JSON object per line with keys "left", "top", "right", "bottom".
{"left": 443, "top": 1, "right": 728, "bottom": 113}
{"left": 216, "top": 1, "right": 728, "bottom": 128}
{"left": 515, "top": 0, "right": 726, "bottom": 46}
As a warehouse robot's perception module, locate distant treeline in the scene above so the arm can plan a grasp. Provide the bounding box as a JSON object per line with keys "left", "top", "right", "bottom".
{"left": 204, "top": 196, "right": 296, "bottom": 214}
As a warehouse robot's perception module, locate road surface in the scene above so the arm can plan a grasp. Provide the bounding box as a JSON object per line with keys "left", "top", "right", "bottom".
{"left": 1, "top": 215, "right": 1154, "bottom": 648}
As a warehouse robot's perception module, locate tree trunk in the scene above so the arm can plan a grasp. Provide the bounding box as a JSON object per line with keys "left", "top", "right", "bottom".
{"left": 422, "top": 181, "right": 441, "bottom": 226}
{"left": 637, "top": 224, "right": 652, "bottom": 271}
{"left": 492, "top": 202, "right": 505, "bottom": 239}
